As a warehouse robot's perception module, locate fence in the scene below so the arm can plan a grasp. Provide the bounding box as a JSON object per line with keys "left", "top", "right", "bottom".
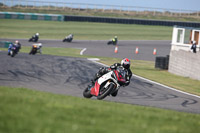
{"left": 0, "top": 12, "right": 63, "bottom": 21}
{"left": 1, "top": 0, "right": 200, "bottom": 18}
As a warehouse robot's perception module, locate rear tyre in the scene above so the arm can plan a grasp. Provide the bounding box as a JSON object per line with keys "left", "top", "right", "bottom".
{"left": 83, "top": 87, "right": 93, "bottom": 98}
{"left": 97, "top": 83, "right": 114, "bottom": 100}
{"left": 111, "top": 90, "right": 118, "bottom": 97}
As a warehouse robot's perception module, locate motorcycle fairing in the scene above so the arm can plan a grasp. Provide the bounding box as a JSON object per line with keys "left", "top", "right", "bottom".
{"left": 90, "top": 81, "right": 100, "bottom": 96}
{"left": 90, "top": 71, "right": 113, "bottom": 96}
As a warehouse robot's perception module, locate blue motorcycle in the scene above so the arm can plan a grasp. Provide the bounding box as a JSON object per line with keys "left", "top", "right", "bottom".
{"left": 8, "top": 44, "right": 19, "bottom": 57}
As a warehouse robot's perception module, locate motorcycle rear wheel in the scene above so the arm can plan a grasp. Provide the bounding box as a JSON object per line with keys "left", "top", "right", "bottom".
{"left": 97, "top": 83, "right": 114, "bottom": 100}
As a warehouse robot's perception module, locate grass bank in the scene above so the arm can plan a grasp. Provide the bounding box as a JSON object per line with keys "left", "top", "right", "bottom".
{"left": 0, "top": 19, "right": 172, "bottom": 40}
{"left": 0, "top": 86, "right": 200, "bottom": 133}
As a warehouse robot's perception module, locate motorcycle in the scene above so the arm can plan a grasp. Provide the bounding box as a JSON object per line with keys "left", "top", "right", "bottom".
{"left": 8, "top": 46, "right": 18, "bottom": 57}
{"left": 29, "top": 43, "right": 42, "bottom": 55}
{"left": 29, "top": 35, "right": 39, "bottom": 42}
{"left": 63, "top": 36, "right": 73, "bottom": 42}
{"left": 83, "top": 66, "right": 127, "bottom": 100}
{"left": 107, "top": 39, "right": 117, "bottom": 45}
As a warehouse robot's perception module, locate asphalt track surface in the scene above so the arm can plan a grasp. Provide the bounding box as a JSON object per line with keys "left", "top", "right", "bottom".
{"left": 0, "top": 39, "right": 200, "bottom": 114}
{"left": 1, "top": 39, "right": 171, "bottom": 61}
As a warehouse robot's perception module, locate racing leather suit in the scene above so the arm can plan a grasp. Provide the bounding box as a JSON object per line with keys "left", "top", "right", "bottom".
{"left": 93, "top": 63, "right": 132, "bottom": 86}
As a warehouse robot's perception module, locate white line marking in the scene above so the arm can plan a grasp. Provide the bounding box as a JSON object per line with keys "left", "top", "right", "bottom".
{"left": 80, "top": 48, "right": 87, "bottom": 55}
{"left": 87, "top": 58, "right": 200, "bottom": 99}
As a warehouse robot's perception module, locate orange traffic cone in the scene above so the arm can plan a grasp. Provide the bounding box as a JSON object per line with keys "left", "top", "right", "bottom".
{"left": 153, "top": 48, "right": 157, "bottom": 55}
{"left": 135, "top": 47, "right": 139, "bottom": 54}
{"left": 114, "top": 46, "right": 118, "bottom": 53}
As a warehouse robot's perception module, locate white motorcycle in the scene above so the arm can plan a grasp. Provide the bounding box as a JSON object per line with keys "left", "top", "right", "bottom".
{"left": 83, "top": 66, "right": 128, "bottom": 100}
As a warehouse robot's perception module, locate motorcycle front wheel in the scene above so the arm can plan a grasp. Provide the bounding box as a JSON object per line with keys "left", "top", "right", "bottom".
{"left": 10, "top": 50, "right": 15, "bottom": 57}
{"left": 107, "top": 41, "right": 112, "bottom": 45}
{"left": 83, "top": 86, "right": 93, "bottom": 98}
{"left": 97, "top": 83, "right": 114, "bottom": 100}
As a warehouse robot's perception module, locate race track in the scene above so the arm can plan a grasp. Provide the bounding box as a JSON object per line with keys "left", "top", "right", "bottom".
{"left": 1, "top": 39, "right": 171, "bottom": 61}
{"left": 0, "top": 39, "right": 200, "bottom": 114}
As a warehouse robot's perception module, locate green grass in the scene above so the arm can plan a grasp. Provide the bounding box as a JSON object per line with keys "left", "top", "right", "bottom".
{"left": 0, "top": 86, "right": 200, "bottom": 133}
{"left": 0, "top": 19, "right": 172, "bottom": 40}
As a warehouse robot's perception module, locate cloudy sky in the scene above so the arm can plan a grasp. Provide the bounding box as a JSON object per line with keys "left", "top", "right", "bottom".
{"left": 2, "top": 0, "right": 200, "bottom": 11}
{"left": 38, "top": 0, "right": 200, "bottom": 11}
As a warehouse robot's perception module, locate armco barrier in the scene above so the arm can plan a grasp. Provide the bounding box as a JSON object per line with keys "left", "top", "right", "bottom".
{"left": 0, "top": 12, "right": 64, "bottom": 21}
{"left": 0, "top": 41, "right": 12, "bottom": 48}
{"left": 64, "top": 15, "right": 200, "bottom": 27}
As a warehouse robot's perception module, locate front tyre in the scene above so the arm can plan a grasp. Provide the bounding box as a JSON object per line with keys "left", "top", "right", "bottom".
{"left": 83, "top": 87, "right": 93, "bottom": 98}
{"left": 97, "top": 83, "right": 114, "bottom": 100}
{"left": 10, "top": 50, "right": 15, "bottom": 57}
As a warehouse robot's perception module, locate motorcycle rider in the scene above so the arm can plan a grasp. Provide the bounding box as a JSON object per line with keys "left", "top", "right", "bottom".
{"left": 29, "top": 33, "right": 39, "bottom": 42}
{"left": 91, "top": 58, "right": 132, "bottom": 97}
{"left": 14, "top": 40, "right": 21, "bottom": 53}
{"left": 34, "top": 33, "right": 39, "bottom": 41}
{"left": 30, "top": 43, "right": 42, "bottom": 54}
{"left": 63, "top": 34, "right": 73, "bottom": 42}
{"left": 112, "top": 36, "right": 118, "bottom": 45}
{"left": 67, "top": 34, "right": 73, "bottom": 39}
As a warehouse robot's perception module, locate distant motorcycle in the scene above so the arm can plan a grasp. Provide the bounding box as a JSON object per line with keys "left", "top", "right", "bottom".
{"left": 29, "top": 43, "right": 42, "bottom": 55}
{"left": 29, "top": 35, "right": 39, "bottom": 42}
{"left": 107, "top": 39, "right": 117, "bottom": 45}
{"left": 63, "top": 34, "right": 73, "bottom": 42}
{"left": 8, "top": 45, "right": 18, "bottom": 57}
{"left": 83, "top": 66, "right": 127, "bottom": 100}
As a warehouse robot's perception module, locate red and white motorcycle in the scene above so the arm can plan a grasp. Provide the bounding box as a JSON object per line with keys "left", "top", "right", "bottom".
{"left": 83, "top": 66, "right": 127, "bottom": 100}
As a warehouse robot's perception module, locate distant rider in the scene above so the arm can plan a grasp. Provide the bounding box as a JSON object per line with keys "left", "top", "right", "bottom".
{"left": 112, "top": 36, "right": 118, "bottom": 45}
{"left": 91, "top": 58, "right": 132, "bottom": 96}
{"left": 67, "top": 34, "right": 73, "bottom": 39}
{"left": 14, "top": 40, "right": 21, "bottom": 53}
{"left": 29, "top": 33, "right": 39, "bottom": 42}
{"left": 7, "top": 41, "right": 21, "bottom": 55}
{"left": 63, "top": 34, "right": 73, "bottom": 42}
{"left": 34, "top": 43, "right": 42, "bottom": 54}
{"left": 34, "top": 33, "right": 39, "bottom": 42}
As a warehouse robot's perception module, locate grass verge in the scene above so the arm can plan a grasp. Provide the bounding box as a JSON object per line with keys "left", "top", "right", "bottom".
{"left": 0, "top": 86, "right": 200, "bottom": 133}
{"left": 0, "top": 19, "right": 172, "bottom": 40}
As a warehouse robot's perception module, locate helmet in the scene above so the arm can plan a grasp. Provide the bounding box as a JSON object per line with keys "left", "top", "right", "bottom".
{"left": 193, "top": 40, "right": 196, "bottom": 44}
{"left": 15, "top": 40, "right": 19, "bottom": 44}
{"left": 115, "top": 36, "right": 117, "bottom": 38}
{"left": 36, "top": 33, "right": 39, "bottom": 36}
{"left": 121, "top": 58, "right": 130, "bottom": 69}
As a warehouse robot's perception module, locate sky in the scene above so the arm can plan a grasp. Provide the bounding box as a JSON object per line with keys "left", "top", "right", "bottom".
{"left": 38, "top": 0, "right": 200, "bottom": 11}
